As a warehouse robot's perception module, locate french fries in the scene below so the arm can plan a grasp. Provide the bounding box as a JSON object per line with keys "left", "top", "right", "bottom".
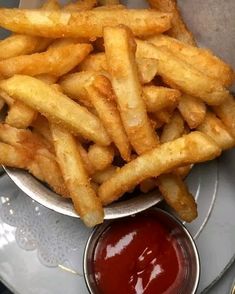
{"left": 0, "top": 142, "right": 30, "bottom": 168}
{"left": 64, "top": 0, "right": 97, "bottom": 10}
{"left": 104, "top": 26, "right": 158, "bottom": 154}
{"left": 147, "top": 0, "right": 196, "bottom": 46}
{"left": 98, "top": 132, "right": 221, "bottom": 205}
{"left": 136, "top": 40, "right": 230, "bottom": 105}
{"left": 98, "top": 0, "right": 119, "bottom": 5}
{"left": 178, "top": 94, "right": 206, "bottom": 129}
{"left": 148, "top": 35, "right": 234, "bottom": 87}
{"left": 92, "top": 165, "right": 118, "bottom": 184}
{"left": 158, "top": 174, "right": 197, "bottom": 222}
{"left": 0, "top": 9, "right": 172, "bottom": 38}
{"left": 0, "top": 75, "right": 111, "bottom": 145}
{"left": 88, "top": 144, "right": 114, "bottom": 171}
{"left": 197, "top": 111, "right": 235, "bottom": 150}
{"left": 160, "top": 111, "right": 184, "bottom": 143}
{"left": 140, "top": 178, "right": 156, "bottom": 193}
{"left": 50, "top": 124, "right": 104, "bottom": 227}
{"left": 0, "top": 43, "right": 93, "bottom": 78}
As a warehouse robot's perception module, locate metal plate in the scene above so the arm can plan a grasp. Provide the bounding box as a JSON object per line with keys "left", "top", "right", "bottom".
{"left": 3, "top": 0, "right": 235, "bottom": 293}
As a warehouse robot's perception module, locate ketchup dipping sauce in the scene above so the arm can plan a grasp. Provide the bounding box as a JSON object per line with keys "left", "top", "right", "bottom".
{"left": 84, "top": 209, "right": 200, "bottom": 294}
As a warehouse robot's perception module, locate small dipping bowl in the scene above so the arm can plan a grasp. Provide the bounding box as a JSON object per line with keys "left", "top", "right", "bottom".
{"left": 83, "top": 208, "right": 200, "bottom": 294}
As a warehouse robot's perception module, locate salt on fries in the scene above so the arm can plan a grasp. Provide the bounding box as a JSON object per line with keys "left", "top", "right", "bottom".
{"left": 0, "top": 0, "right": 234, "bottom": 226}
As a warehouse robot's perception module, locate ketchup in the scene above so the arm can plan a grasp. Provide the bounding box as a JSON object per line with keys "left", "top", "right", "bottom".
{"left": 92, "top": 212, "right": 187, "bottom": 294}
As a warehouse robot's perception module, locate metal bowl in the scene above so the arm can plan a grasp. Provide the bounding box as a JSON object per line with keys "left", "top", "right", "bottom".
{"left": 5, "top": 167, "right": 162, "bottom": 219}
{"left": 83, "top": 208, "right": 200, "bottom": 294}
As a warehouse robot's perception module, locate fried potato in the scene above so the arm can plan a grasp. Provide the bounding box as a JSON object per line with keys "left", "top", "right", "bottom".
{"left": 178, "top": 94, "right": 206, "bottom": 129}
{"left": 0, "top": 8, "right": 172, "bottom": 38}
{"left": 160, "top": 111, "right": 184, "bottom": 143}
{"left": 0, "top": 142, "right": 30, "bottom": 168}
{"left": 31, "top": 115, "right": 53, "bottom": 145}
{"left": 140, "top": 178, "right": 156, "bottom": 193}
{"left": 0, "top": 75, "right": 111, "bottom": 145}
{"left": 153, "top": 108, "right": 175, "bottom": 124}
{"left": 173, "top": 164, "right": 193, "bottom": 179}
{"left": 197, "top": 111, "right": 235, "bottom": 150}
{"left": 213, "top": 94, "right": 235, "bottom": 138}
{"left": 98, "top": 132, "right": 221, "bottom": 205}
{"left": 148, "top": 35, "right": 235, "bottom": 87}
{"left": 50, "top": 124, "right": 104, "bottom": 227}
{"left": 64, "top": 0, "right": 97, "bottom": 10}
{"left": 92, "top": 165, "right": 118, "bottom": 184}
{"left": 0, "top": 98, "right": 4, "bottom": 111}
{"left": 88, "top": 144, "right": 114, "bottom": 171}
{"left": 136, "top": 58, "right": 158, "bottom": 84}
{"left": 136, "top": 40, "right": 230, "bottom": 105}
{"left": 158, "top": 174, "right": 197, "bottom": 222}
{"left": 78, "top": 53, "right": 107, "bottom": 72}
{"left": 147, "top": 0, "right": 196, "bottom": 46}
{"left": 86, "top": 76, "right": 131, "bottom": 161}
{"left": 0, "top": 43, "right": 92, "bottom": 78}
{"left": 143, "top": 85, "right": 181, "bottom": 112}
{"left": 41, "top": 0, "right": 61, "bottom": 10}
{"left": 0, "top": 89, "right": 14, "bottom": 106}
{"left": 95, "top": 4, "right": 125, "bottom": 10}
{"left": 98, "top": 0, "right": 119, "bottom": 5}
{"left": 76, "top": 140, "right": 95, "bottom": 175}
{"left": 104, "top": 26, "right": 158, "bottom": 154}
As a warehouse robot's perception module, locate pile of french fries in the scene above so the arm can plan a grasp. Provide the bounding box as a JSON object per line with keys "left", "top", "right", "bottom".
{"left": 0, "top": 0, "right": 234, "bottom": 227}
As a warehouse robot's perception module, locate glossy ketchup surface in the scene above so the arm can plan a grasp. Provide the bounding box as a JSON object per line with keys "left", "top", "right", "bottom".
{"left": 92, "top": 212, "right": 187, "bottom": 294}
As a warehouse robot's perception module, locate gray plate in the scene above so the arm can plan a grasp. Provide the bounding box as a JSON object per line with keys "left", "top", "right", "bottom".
{"left": 4, "top": 0, "right": 235, "bottom": 293}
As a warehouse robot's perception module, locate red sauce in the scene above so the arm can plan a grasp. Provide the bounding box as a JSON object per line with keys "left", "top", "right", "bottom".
{"left": 92, "top": 212, "right": 187, "bottom": 294}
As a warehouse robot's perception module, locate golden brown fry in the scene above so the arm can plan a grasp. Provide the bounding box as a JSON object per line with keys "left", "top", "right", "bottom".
{"left": 213, "top": 94, "right": 235, "bottom": 138}
{"left": 0, "top": 43, "right": 93, "bottom": 78}
{"left": 50, "top": 124, "right": 104, "bottom": 227}
{"left": 173, "top": 164, "right": 193, "bottom": 179}
{"left": 160, "top": 111, "right": 184, "bottom": 143}
{"left": 104, "top": 26, "right": 158, "bottom": 154}
{"left": 98, "top": 132, "right": 221, "bottom": 205}
{"left": 147, "top": 0, "right": 196, "bottom": 46}
{"left": 0, "top": 90, "right": 14, "bottom": 106}
{"left": 136, "top": 40, "right": 230, "bottom": 105}
{"left": 98, "top": 0, "right": 119, "bottom": 5}
{"left": 0, "top": 142, "right": 30, "bottom": 168}
{"left": 95, "top": 4, "right": 125, "bottom": 10}
{"left": 31, "top": 115, "right": 53, "bottom": 145}
{"left": 148, "top": 35, "right": 235, "bottom": 87}
{"left": 0, "top": 98, "right": 4, "bottom": 111}
{"left": 92, "top": 165, "right": 118, "bottom": 184}
{"left": 6, "top": 100, "right": 37, "bottom": 129}
{"left": 178, "top": 94, "right": 206, "bottom": 129}
{"left": 140, "top": 178, "right": 156, "bottom": 193}
{"left": 143, "top": 85, "right": 181, "bottom": 112}
{"left": 86, "top": 76, "right": 131, "bottom": 161}
{"left": 76, "top": 140, "right": 95, "bottom": 175}
{"left": 64, "top": 0, "right": 97, "bottom": 10}
{"left": 158, "top": 174, "right": 197, "bottom": 222}
{"left": 35, "top": 74, "right": 58, "bottom": 84}
{"left": 78, "top": 53, "right": 107, "bottom": 72}
{"left": 0, "top": 75, "right": 111, "bottom": 146}
{"left": 41, "top": 0, "right": 61, "bottom": 10}
{"left": 88, "top": 144, "right": 114, "bottom": 171}
{"left": 153, "top": 109, "right": 174, "bottom": 124}
{"left": 197, "top": 111, "right": 235, "bottom": 150}
{"left": 0, "top": 9, "right": 172, "bottom": 38}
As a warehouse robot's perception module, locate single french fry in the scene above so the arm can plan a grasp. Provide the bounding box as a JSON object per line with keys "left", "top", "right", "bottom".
{"left": 148, "top": 35, "right": 235, "bottom": 87}
{"left": 0, "top": 142, "right": 30, "bottom": 168}
{"left": 104, "top": 26, "right": 158, "bottom": 154}
{"left": 197, "top": 111, "right": 235, "bottom": 150}
{"left": 86, "top": 76, "right": 131, "bottom": 161}
{"left": 213, "top": 94, "right": 235, "bottom": 139}
{"left": 41, "top": 0, "right": 61, "bottom": 10}
{"left": 158, "top": 174, "right": 197, "bottom": 222}
{"left": 50, "top": 124, "right": 104, "bottom": 227}
{"left": 0, "top": 75, "right": 111, "bottom": 146}
{"left": 173, "top": 164, "right": 193, "bottom": 179}
{"left": 178, "top": 94, "right": 206, "bottom": 129}
{"left": 0, "top": 43, "right": 93, "bottom": 78}
{"left": 98, "top": 132, "right": 221, "bottom": 205}
{"left": 76, "top": 140, "right": 95, "bottom": 175}
{"left": 147, "top": 0, "right": 196, "bottom": 46}
{"left": 136, "top": 58, "right": 158, "bottom": 84}
{"left": 0, "top": 9, "right": 172, "bottom": 39}
{"left": 136, "top": 40, "right": 230, "bottom": 105}
{"left": 140, "top": 178, "right": 156, "bottom": 193}
{"left": 92, "top": 165, "right": 118, "bottom": 184}
{"left": 160, "top": 111, "right": 185, "bottom": 143}
{"left": 78, "top": 53, "right": 107, "bottom": 72}
{"left": 143, "top": 85, "right": 181, "bottom": 112}
{"left": 35, "top": 74, "right": 58, "bottom": 84}
{"left": 64, "top": 0, "right": 97, "bottom": 10}
{"left": 153, "top": 109, "right": 174, "bottom": 124}
{"left": 88, "top": 144, "right": 114, "bottom": 171}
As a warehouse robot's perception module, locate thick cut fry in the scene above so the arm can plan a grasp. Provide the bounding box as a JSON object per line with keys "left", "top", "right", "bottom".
{"left": 178, "top": 94, "right": 206, "bottom": 129}
{"left": 0, "top": 75, "right": 111, "bottom": 146}
{"left": 6, "top": 100, "right": 37, "bottom": 129}
{"left": 140, "top": 178, "right": 156, "bottom": 193}
{"left": 136, "top": 40, "right": 230, "bottom": 105}
{"left": 143, "top": 85, "right": 181, "bottom": 112}
{"left": 86, "top": 76, "right": 131, "bottom": 161}
{"left": 0, "top": 142, "right": 30, "bottom": 168}
{"left": 148, "top": 35, "right": 235, "bottom": 87}
{"left": 0, "top": 43, "right": 92, "bottom": 78}
{"left": 104, "top": 26, "right": 158, "bottom": 154}
{"left": 0, "top": 9, "right": 172, "bottom": 39}
{"left": 136, "top": 58, "right": 158, "bottom": 84}
{"left": 213, "top": 95, "right": 235, "bottom": 138}
{"left": 88, "top": 144, "right": 114, "bottom": 171}
{"left": 78, "top": 53, "right": 107, "bottom": 72}
{"left": 98, "top": 132, "right": 221, "bottom": 205}
{"left": 160, "top": 111, "right": 184, "bottom": 143}
{"left": 158, "top": 174, "right": 197, "bottom": 222}
{"left": 92, "top": 165, "right": 118, "bottom": 184}
{"left": 147, "top": 0, "right": 196, "bottom": 46}
{"left": 76, "top": 140, "right": 95, "bottom": 175}
{"left": 50, "top": 124, "right": 104, "bottom": 227}
{"left": 197, "top": 112, "right": 235, "bottom": 150}
{"left": 64, "top": 0, "right": 97, "bottom": 10}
